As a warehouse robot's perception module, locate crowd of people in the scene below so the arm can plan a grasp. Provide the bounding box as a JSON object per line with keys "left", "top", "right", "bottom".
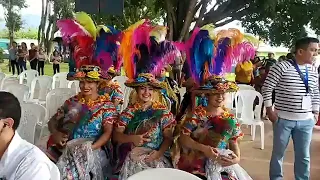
{"left": 8, "top": 42, "right": 63, "bottom": 76}
{"left": 1, "top": 12, "right": 319, "bottom": 180}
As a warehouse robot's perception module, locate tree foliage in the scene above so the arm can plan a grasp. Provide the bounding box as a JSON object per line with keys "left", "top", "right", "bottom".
{"left": 0, "top": 28, "right": 38, "bottom": 39}
{"left": 50, "top": 0, "right": 320, "bottom": 46}
{"left": 91, "top": 0, "right": 165, "bottom": 30}
{"left": 0, "top": 0, "right": 27, "bottom": 44}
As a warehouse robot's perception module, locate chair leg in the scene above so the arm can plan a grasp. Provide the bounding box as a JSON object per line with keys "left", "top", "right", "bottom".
{"left": 250, "top": 125, "right": 253, "bottom": 136}
{"left": 260, "top": 124, "right": 265, "bottom": 150}
{"left": 251, "top": 125, "right": 256, "bottom": 141}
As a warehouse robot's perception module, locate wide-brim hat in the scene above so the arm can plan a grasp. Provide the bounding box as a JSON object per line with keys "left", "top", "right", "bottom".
{"left": 193, "top": 75, "right": 239, "bottom": 94}
{"left": 67, "top": 65, "right": 112, "bottom": 81}
{"left": 124, "top": 73, "right": 165, "bottom": 89}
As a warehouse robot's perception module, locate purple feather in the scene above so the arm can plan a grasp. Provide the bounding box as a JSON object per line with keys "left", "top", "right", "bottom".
{"left": 213, "top": 38, "right": 231, "bottom": 75}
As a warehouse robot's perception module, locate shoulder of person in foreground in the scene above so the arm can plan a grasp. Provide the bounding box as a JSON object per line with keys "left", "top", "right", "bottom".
{"left": 15, "top": 141, "right": 59, "bottom": 180}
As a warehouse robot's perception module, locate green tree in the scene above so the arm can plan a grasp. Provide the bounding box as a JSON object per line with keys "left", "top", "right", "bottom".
{"left": 91, "top": 0, "right": 165, "bottom": 30}
{"left": 43, "top": 0, "right": 74, "bottom": 54}
{"left": 0, "top": 0, "right": 27, "bottom": 45}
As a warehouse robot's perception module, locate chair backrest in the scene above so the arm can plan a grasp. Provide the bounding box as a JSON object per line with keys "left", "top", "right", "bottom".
{"left": 179, "top": 87, "right": 186, "bottom": 102}
{"left": 238, "top": 84, "right": 255, "bottom": 90}
{"left": 113, "top": 76, "right": 128, "bottom": 92}
{"left": 52, "top": 72, "right": 69, "bottom": 89}
{"left": 67, "top": 80, "right": 80, "bottom": 93}
{"left": 46, "top": 88, "right": 76, "bottom": 118}
{"left": 19, "top": 70, "right": 39, "bottom": 87}
{"left": 17, "top": 102, "right": 47, "bottom": 144}
{"left": 3, "top": 84, "right": 29, "bottom": 103}
{"left": 0, "top": 72, "right": 6, "bottom": 88}
{"left": 0, "top": 76, "right": 19, "bottom": 90}
{"left": 225, "top": 92, "right": 236, "bottom": 109}
{"left": 30, "top": 76, "right": 53, "bottom": 101}
{"left": 235, "top": 90, "right": 263, "bottom": 122}
{"left": 121, "top": 87, "right": 133, "bottom": 112}
{"left": 128, "top": 168, "right": 202, "bottom": 180}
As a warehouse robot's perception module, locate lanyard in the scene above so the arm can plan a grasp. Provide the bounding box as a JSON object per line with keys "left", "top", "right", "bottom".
{"left": 291, "top": 60, "right": 309, "bottom": 93}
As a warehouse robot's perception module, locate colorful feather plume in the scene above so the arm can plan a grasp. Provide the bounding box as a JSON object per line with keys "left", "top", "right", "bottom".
{"left": 213, "top": 38, "right": 231, "bottom": 75}
{"left": 57, "top": 12, "right": 121, "bottom": 72}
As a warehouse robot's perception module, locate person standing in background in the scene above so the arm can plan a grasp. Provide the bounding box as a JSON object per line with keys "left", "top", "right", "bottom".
{"left": 8, "top": 42, "right": 19, "bottom": 76}
{"left": 262, "top": 37, "right": 320, "bottom": 180}
{"left": 17, "top": 42, "right": 28, "bottom": 72}
{"left": 51, "top": 50, "right": 61, "bottom": 74}
{"left": 28, "top": 43, "right": 38, "bottom": 70}
{"left": 37, "top": 47, "right": 47, "bottom": 75}
{"left": 265, "top": 52, "right": 277, "bottom": 71}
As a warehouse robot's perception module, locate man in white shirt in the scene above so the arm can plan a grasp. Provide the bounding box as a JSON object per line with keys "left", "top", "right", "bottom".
{"left": 0, "top": 92, "right": 60, "bottom": 180}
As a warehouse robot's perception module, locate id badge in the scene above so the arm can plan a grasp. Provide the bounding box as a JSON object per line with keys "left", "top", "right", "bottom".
{"left": 302, "top": 95, "right": 312, "bottom": 109}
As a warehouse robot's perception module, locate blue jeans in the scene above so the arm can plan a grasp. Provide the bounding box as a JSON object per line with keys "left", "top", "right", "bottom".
{"left": 270, "top": 118, "right": 314, "bottom": 180}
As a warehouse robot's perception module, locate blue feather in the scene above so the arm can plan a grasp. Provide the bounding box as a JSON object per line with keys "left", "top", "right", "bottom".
{"left": 191, "top": 30, "right": 214, "bottom": 84}
{"left": 213, "top": 38, "right": 230, "bottom": 75}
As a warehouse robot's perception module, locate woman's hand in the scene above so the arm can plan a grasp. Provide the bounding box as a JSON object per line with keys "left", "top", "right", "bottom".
{"left": 145, "top": 150, "right": 162, "bottom": 162}
{"left": 131, "top": 132, "right": 151, "bottom": 147}
{"left": 202, "top": 145, "right": 218, "bottom": 160}
{"left": 217, "top": 152, "right": 240, "bottom": 167}
{"left": 52, "top": 131, "right": 68, "bottom": 147}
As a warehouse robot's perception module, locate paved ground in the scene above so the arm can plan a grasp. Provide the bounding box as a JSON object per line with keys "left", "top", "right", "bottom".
{"left": 239, "top": 121, "right": 320, "bottom": 180}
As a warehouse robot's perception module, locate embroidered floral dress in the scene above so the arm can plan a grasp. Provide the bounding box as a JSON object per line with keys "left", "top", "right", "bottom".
{"left": 46, "top": 93, "right": 118, "bottom": 179}
{"left": 174, "top": 106, "right": 251, "bottom": 180}
{"left": 99, "top": 81, "right": 124, "bottom": 112}
{"left": 112, "top": 102, "right": 176, "bottom": 180}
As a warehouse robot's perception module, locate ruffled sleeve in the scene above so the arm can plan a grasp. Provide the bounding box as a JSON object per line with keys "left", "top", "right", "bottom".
{"left": 160, "top": 109, "right": 176, "bottom": 131}
{"left": 111, "top": 82, "right": 124, "bottom": 103}
{"left": 115, "top": 106, "right": 135, "bottom": 128}
{"left": 102, "top": 102, "right": 119, "bottom": 127}
{"left": 181, "top": 106, "right": 205, "bottom": 136}
{"left": 229, "top": 118, "right": 244, "bottom": 142}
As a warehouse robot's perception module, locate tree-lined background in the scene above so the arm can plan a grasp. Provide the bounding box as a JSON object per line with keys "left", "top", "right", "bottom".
{"left": 1, "top": 0, "right": 320, "bottom": 55}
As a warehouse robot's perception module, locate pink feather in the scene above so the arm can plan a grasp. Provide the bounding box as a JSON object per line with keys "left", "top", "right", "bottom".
{"left": 57, "top": 19, "right": 91, "bottom": 40}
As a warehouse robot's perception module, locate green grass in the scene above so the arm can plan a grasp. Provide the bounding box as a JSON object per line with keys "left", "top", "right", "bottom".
{"left": 0, "top": 61, "right": 69, "bottom": 76}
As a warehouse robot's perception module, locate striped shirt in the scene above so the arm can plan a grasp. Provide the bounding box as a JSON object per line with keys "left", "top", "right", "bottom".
{"left": 262, "top": 60, "right": 320, "bottom": 120}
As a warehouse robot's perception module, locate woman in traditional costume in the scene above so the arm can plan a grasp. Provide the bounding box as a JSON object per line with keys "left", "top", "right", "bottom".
{"left": 46, "top": 12, "right": 119, "bottom": 179}
{"left": 172, "top": 26, "right": 253, "bottom": 180}
{"left": 112, "top": 20, "right": 177, "bottom": 180}
{"left": 125, "top": 23, "right": 181, "bottom": 114}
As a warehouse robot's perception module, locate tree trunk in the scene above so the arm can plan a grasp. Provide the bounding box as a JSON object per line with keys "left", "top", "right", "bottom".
{"left": 38, "top": 0, "right": 45, "bottom": 44}
{"left": 178, "top": 0, "right": 197, "bottom": 41}
{"left": 40, "top": 0, "right": 50, "bottom": 47}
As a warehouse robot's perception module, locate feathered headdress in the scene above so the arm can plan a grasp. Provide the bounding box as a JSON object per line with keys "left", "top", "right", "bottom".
{"left": 57, "top": 12, "right": 121, "bottom": 81}
{"left": 118, "top": 20, "right": 180, "bottom": 89}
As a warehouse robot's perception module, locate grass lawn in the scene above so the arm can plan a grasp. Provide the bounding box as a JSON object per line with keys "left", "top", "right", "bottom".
{"left": 0, "top": 60, "right": 69, "bottom": 76}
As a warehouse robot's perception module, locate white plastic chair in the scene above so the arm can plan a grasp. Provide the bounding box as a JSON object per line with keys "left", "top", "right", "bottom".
{"left": 0, "top": 76, "right": 19, "bottom": 90}
{"left": 38, "top": 88, "right": 76, "bottom": 139}
{"left": 128, "top": 168, "right": 202, "bottom": 180}
{"left": 0, "top": 72, "right": 6, "bottom": 87}
{"left": 18, "top": 102, "right": 47, "bottom": 144}
{"left": 121, "top": 87, "right": 133, "bottom": 112}
{"left": 3, "top": 84, "right": 29, "bottom": 103}
{"left": 179, "top": 87, "right": 186, "bottom": 102}
{"left": 29, "top": 76, "right": 53, "bottom": 105}
{"left": 235, "top": 90, "right": 264, "bottom": 150}
{"left": 238, "top": 84, "right": 255, "bottom": 90}
{"left": 113, "top": 76, "right": 128, "bottom": 92}
{"left": 225, "top": 92, "right": 236, "bottom": 110}
{"left": 67, "top": 80, "right": 80, "bottom": 93}
{"left": 52, "top": 72, "right": 69, "bottom": 89}
{"left": 19, "top": 69, "right": 39, "bottom": 87}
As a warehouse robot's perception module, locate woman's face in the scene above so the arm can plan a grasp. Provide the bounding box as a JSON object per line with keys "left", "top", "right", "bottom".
{"left": 137, "top": 85, "right": 154, "bottom": 103}
{"left": 79, "top": 81, "right": 98, "bottom": 96}
{"left": 208, "top": 92, "right": 225, "bottom": 107}
{"left": 39, "top": 49, "right": 43, "bottom": 54}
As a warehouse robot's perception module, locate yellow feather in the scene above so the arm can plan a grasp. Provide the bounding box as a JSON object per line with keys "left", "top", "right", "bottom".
{"left": 125, "top": 19, "right": 146, "bottom": 31}
{"left": 96, "top": 25, "right": 111, "bottom": 36}
{"left": 75, "top": 12, "right": 97, "bottom": 40}
{"left": 150, "top": 25, "right": 167, "bottom": 42}
{"left": 201, "top": 24, "right": 215, "bottom": 40}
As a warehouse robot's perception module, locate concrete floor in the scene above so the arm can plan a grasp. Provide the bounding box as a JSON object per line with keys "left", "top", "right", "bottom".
{"left": 239, "top": 121, "right": 320, "bottom": 180}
